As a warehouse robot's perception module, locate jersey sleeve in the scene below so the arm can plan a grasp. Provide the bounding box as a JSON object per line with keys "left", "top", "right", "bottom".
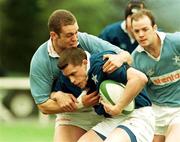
{"left": 78, "top": 32, "right": 122, "bottom": 54}
{"left": 106, "top": 63, "right": 128, "bottom": 84}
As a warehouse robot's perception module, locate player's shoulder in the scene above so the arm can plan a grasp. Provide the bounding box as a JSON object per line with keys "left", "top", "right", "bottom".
{"left": 30, "top": 41, "right": 50, "bottom": 67}
{"left": 164, "top": 32, "right": 180, "bottom": 48}
{"left": 33, "top": 42, "right": 48, "bottom": 57}
{"left": 166, "top": 32, "right": 180, "bottom": 41}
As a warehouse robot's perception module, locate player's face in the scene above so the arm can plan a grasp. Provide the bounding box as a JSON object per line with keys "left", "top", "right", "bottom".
{"left": 62, "top": 62, "right": 88, "bottom": 89}
{"left": 51, "top": 22, "right": 79, "bottom": 52}
{"left": 132, "top": 16, "right": 157, "bottom": 49}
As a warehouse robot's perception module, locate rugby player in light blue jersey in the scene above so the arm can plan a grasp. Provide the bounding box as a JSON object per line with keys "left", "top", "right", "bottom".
{"left": 29, "top": 9, "right": 132, "bottom": 142}
{"left": 55, "top": 48, "right": 154, "bottom": 142}
{"left": 131, "top": 9, "right": 180, "bottom": 142}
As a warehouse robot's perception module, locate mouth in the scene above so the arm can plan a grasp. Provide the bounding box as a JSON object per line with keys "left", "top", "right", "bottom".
{"left": 139, "top": 39, "right": 147, "bottom": 43}
{"left": 75, "top": 82, "right": 82, "bottom": 88}
{"left": 70, "top": 42, "right": 78, "bottom": 47}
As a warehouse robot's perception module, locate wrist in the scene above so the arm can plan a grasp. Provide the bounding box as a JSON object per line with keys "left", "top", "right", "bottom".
{"left": 116, "top": 103, "right": 124, "bottom": 113}
{"left": 76, "top": 90, "right": 86, "bottom": 109}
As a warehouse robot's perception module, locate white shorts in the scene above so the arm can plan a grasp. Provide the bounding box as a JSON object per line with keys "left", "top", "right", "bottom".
{"left": 152, "top": 103, "right": 180, "bottom": 135}
{"left": 92, "top": 107, "right": 155, "bottom": 142}
{"left": 55, "top": 107, "right": 104, "bottom": 131}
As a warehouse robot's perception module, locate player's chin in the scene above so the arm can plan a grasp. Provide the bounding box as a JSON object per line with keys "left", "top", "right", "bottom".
{"left": 70, "top": 43, "right": 78, "bottom": 48}
{"left": 139, "top": 40, "right": 148, "bottom": 46}
{"left": 77, "top": 83, "right": 85, "bottom": 89}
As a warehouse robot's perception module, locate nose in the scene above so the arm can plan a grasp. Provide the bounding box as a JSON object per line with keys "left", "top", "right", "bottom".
{"left": 70, "top": 76, "right": 76, "bottom": 85}
{"left": 71, "top": 33, "right": 78, "bottom": 42}
{"left": 139, "top": 30, "right": 144, "bottom": 37}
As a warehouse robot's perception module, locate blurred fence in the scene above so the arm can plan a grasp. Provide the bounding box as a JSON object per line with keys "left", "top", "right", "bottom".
{"left": 0, "top": 77, "right": 49, "bottom": 123}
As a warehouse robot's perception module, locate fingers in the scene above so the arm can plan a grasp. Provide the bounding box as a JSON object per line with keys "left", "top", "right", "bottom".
{"left": 88, "top": 91, "right": 100, "bottom": 104}
{"left": 82, "top": 91, "right": 100, "bottom": 107}
{"left": 103, "top": 62, "right": 116, "bottom": 73}
{"left": 103, "top": 54, "right": 117, "bottom": 73}
{"left": 57, "top": 93, "right": 78, "bottom": 112}
{"left": 88, "top": 91, "right": 98, "bottom": 97}
{"left": 100, "top": 100, "right": 111, "bottom": 114}
{"left": 61, "top": 99, "right": 77, "bottom": 112}
{"left": 69, "top": 94, "right": 78, "bottom": 103}
{"left": 103, "top": 54, "right": 111, "bottom": 60}
{"left": 67, "top": 94, "right": 78, "bottom": 111}
{"left": 89, "top": 95, "right": 100, "bottom": 105}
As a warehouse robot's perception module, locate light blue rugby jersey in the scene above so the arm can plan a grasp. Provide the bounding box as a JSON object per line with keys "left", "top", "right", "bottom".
{"left": 132, "top": 32, "right": 180, "bottom": 107}
{"left": 30, "top": 32, "right": 122, "bottom": 104}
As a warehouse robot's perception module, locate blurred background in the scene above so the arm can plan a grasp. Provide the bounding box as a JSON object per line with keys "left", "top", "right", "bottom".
{"left": 0, "top": 0, "right": 180, "bottom": 75}
{"left": 0, "top": 0, "right": 179, "bottom": 142}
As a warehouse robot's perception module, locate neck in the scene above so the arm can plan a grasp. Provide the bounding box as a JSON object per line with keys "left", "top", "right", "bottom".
{"left": 146, "top": 34, "right": 161, "bottom": 58}
{"left": 51, "top": 39, "right": 62, "bottom": 55}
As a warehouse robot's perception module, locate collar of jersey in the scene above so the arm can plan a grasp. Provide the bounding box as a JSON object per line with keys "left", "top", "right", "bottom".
{"left": 47, "top": 39, "right": 59, "bottom": 58}
{"left": 47, "top": 38, "right": 80, "bottom": 58}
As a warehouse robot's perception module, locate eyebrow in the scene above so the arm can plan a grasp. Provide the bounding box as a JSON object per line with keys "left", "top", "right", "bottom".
{"left": 65, "top": 70, "right": 76, "bottom": 77}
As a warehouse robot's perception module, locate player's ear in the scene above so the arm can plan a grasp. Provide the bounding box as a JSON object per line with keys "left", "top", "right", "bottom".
{"left": 50, "top": 31, "right": 58, "bottom": 39}
{"left": 82, "top": 59, "right": 88, "bottom": 65}
{"left": 153, "top": 24, "right": 158, "bottom": 31}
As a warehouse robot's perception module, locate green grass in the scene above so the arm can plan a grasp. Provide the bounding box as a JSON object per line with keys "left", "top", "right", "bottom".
{"left": 0, "top": 119, "right": 54, "bottom": 142}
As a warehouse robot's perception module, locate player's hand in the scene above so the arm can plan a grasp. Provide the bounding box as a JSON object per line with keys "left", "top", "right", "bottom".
{"left": 103, "top": 54, "right": 123, "bottom": 74}
{"left": 103, "top": 51, "right": 132, "bottom": 74}
{"left": 100, "top": 100, "right": 122, "bottom": 116}
{"left": 53, "top": 91, "right": 78, "bottom": 112}
{"left": 82, "top": 91, "right": 100, "bottom": 107}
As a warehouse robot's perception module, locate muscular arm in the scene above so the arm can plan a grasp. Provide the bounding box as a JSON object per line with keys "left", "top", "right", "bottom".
{"left": 102, "top": 67, "right": 147, "bottom": 116}
{"left": 37, "top": 98, "right": 62, "bottom": 114}
{"left": 116, "top": 67, "right": 147, "bottom": 111}
{"left": 37, "top": 91, "right": 78, "bottom": 114}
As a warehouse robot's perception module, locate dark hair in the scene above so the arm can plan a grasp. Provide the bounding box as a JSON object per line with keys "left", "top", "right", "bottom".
{"left": 48, "top": 9, "right": 77, "bottom": 35}
{"left": 125, "top": 0, "right": 146, "bottom": 19}
{"left": 58, "top": 48, "right": 87, "bottom": 70}
{"left": 131, "top": 9, "right": 156, "bottom": 26}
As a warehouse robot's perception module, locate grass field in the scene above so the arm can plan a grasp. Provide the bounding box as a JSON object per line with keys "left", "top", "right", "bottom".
{"left": 0, "top": 119, "right": 54, "bottom": 142}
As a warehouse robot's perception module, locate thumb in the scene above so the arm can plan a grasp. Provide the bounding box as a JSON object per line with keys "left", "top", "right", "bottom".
{"left": 100, "top": 99, "right": 107, "bottom": 106}
{"left": 103, "top": 54, "right": 111, "bottom": 60}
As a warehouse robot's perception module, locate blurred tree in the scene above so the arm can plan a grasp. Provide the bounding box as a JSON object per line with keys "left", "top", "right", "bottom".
{"left": 45, "top": 0, "right": 120, "bottom": 35}
{"left": 0, "top": 0, "right": 43, "bottom": 74}
{"left": 2, "top": 0, "right": 178, "bottom": 75}
{"left": 0, "top": 0, "right": 119, "bottom": 75}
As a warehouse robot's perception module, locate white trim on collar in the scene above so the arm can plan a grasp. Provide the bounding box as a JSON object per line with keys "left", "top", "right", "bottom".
{"left": 47, "top": 39, "right": 59, "bottom": 58}
{"left": 47, "top": 39, "right": 80, "bottom": 58}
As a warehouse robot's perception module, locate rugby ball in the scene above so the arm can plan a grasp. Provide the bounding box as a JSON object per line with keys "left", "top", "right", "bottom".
{"left": 99, "top": 80, "right": 135, "bottom": 114}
